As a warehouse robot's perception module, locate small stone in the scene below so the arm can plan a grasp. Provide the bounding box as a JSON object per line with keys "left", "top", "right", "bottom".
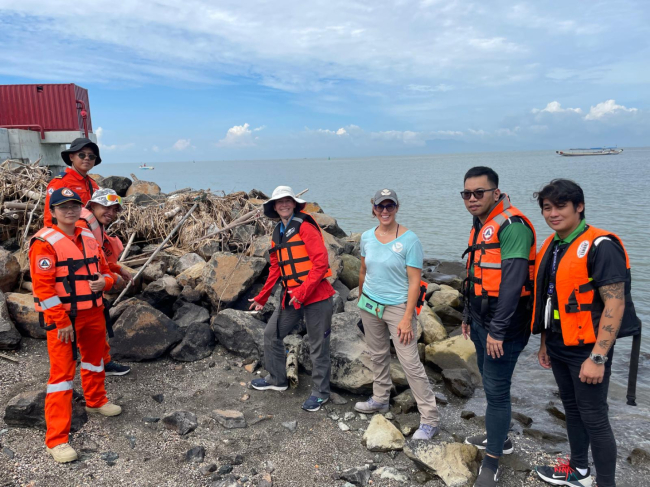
{"left": 200, "top": 463, "right": 217, "bottom": 475}
{"left": 209, "top": 361, "right": 216, "bottom": 368}
{"left": 230, "top": 454, "right": 244, "bottom": 465}
{"left": 338, "top": 422, "right": 350, "bottom": 431}
{"left": 523, "top": 428, "right": 567, "bottom": 443}
{"left": 143, "top": 416, "right": 160, "bottom": 423}
{"left": 223, "top": 364, "right": 231, "bottom": 370}
{"left": 545, "top": 402, "right": 566, "bottom": 421}
{"left": 373, "top": 466, "right": 409, "bottom": 483}
{"left": 258, "top": 472, "right": 273, "bottom": 487}
{"left": 358, "top": 413, "right": 368, "bottom": 420}
{"left": 240, "top": 394, "right": 250, "bottom": 402}
{"left": 79, "top": 436, "right": 99, "bottom": 453}
{"left": 244, "top": 361, "right": 259, "bottom": 373}
{"left": 186, "top": 446, "right": 206, "bottom": 463}
{"left": 340, "top": 465, "right": 371, "bottom": 486}
{"left": 330, "top": 392, "right": 347, "bottom": 405}
{"left": 126, "top": 435, "right": 136, "bottom": 449}
{"left": 151, "top": 394, "right": 164, "bottom": 404}
{"left": 100, "top": 451, "right": 119, "bottom": 466}
{"left": 512, "top": 411, "right": 533, "bottom": 427}
{"left": 460, "top": 410, "right": 476, "bottom": 420}
{"left": 627, "top": 447, "right": 650, "bottom": 467}
{"left": 329, "top": 412, "right": 340, "bottom": 421}
{"left": 384, "top": 412, "right": 394, "bottom": 420}
{"left": 162, "top": 410, "right": 198, "bottom": 435}
{"left": 218, "top": 464, "right": 233, "bottom": 475}
{"left": 211, "top": 409, "right": 247, "bottom": 429}
{"left": 344, "top": 412, "right": 356, "bottom": 421}
{"left": 362, "top": 414, "right": 405, "bottom": 452}
{"left": 282, "top": 421, "right": 298, "bottom": 433}
{"left": 2, "top": 447, "right": 14, "bottom": 459}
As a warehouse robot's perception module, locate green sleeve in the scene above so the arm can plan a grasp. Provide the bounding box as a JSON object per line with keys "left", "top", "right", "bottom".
{"left": 499, "top": 222, "right": 534, "bottom": 260}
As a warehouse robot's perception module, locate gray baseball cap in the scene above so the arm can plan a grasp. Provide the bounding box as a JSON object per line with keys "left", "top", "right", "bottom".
{"left": 373, "top": 188, "right": 399, "bottom": 205}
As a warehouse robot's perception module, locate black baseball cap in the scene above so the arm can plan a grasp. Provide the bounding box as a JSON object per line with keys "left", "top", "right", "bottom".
{"left": 49, "top": 188, "right": 83, "bottom": 208}
{"left": 373, "top": 188, "right": 399, "bottom": 205}
{"left": 61, "top": 138, "right": 102, "bottom": 166}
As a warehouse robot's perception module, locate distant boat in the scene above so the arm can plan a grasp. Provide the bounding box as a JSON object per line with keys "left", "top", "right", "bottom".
{"left": 139, "top": 163, "right": 155, "bottom": 170}
{"left": 556, "top": 147, "right": 623, "bottom": 157}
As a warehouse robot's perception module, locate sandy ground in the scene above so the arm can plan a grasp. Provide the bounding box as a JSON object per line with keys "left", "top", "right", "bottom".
{"left": 0, "top": 337, "right": 647, "bottom": 487}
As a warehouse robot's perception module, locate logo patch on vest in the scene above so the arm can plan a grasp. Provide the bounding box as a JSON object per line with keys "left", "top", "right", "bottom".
{"left": 482, "top": 225, "right": 495, "bottom": 241}
{"left": 285, "top": 227, "right": 296, "bottom": 238}
{"left": 48, "top": 188, "right": 54, "bottom": 195}
{"left": 392, "top": 242, "right": 404, "bottom": 253}
{"left": 577, "top": 240, "right": 590, "bottom": 258}
{"left": 86, "top": 239, "right": 98, "bottom": 251}
{"left": 37, "top": 257, "right": 53, "bottom": 271}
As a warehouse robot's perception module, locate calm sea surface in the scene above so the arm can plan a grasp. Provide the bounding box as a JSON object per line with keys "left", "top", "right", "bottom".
{"left": 97, "top": 149, "right": 650, "bottom": 411}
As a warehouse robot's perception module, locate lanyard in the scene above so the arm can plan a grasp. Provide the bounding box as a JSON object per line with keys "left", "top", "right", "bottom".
{"left": 279, "top": 214, "right": 294, "bottom": 238}
{"left": 546, "top": 244, "right": 562, "bottom": 296}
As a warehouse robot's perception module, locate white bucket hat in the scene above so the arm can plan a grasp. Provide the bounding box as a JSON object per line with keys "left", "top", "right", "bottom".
{"left": 86, "top": 187, "right": 122, "bottom": 209}
{"left": 263, "top": 186, "right": 306, "bottom": 219}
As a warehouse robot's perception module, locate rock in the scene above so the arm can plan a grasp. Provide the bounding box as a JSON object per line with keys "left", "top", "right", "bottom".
{"left": 162, "top": 410, "right": 198, "bottom": 435}
{"left": 200, "top": 463, "right": 218, "bottom": 475}
{"left": 101, "top": 176, "right": 132, "bottom": 196}
{"left": 143, "top": 416, "right": 160, "bottom": 423}
{"left": 248, "top": 188, "right": 269, "bottom": 200}
{"left": 545, "top": 402, "right": 566, "bottom": 421}
{"left": 211, "top": 309, "right": 265, "bottom": 359}
{"left": 123, "top": 193, "right": 167, "bottom": 207}
{"left": 4, "top": 389, "right": 87, "bottom": 432}
{"left": 282, "top": 420, "right": 297, "bottom": 432}
{"left": 425, "top": 283, "right": 442, "bottom": 300}
{"left": 418, "top": 303, "right": 447, "bottom": 344}
{"left": 176, "top": 262, "right": 208, "bottom": 288}
{"left": 218, "top": 464, "right": 233, "bottom": 475}
{"left": 322, "top": 231, "right": 344, "bottom": 281}
{"left": 384, "top": 412, "right": 394, "bottom": 420}
{"left": 627, "top": 447, "right": 650, "bottom": 467}
{"left": 389, "top": 360, "right": 409, "bottom": 388}
{"left": 523, "top": 428, "right": 567, "bottom": 443}
{"left": 186, "top": 446, "right": 205, "bottom": 463}
{"left": 258, "top": 472, "right": 273, "bottom": 487}
{"left": 499, "top": 452, "right": 533, "bottom": 473}
{"left": 172, "top": 302, "right": 210, "bottom": 328}
{"left": 362, "top": 414, "right": 405, "bottom": 452}
{"left": 299, "top": 311, "right": 373, "bottom": 394}
{"left": 79, "top": 435, "right": 99, "bottom": 452}
{"left": 152, "top": 394, "right": 164, "bottom": 403}
{"left": 344, "top": 412, "right": 356, "bottom": 421}
{"left": 100, "top": 451, "right": 119, "bottom": 466}
{"left": 140, "top": 260, "right": 167, "bottom": 283}
{"left": 393, "top": 389, "right": 417, "bottom": 414}
{"left": 330, "top": 392, "right": 347, "bottom": 405}
{"left": 312, "top": 212, "right": 347, "bottom": 238}
{"left": 460, "top": 410, "right": 476, "bottom": 420}
{"left": 231, "top": 224, "right": 255, "bottom": 245}
{"left": 332, "top": 291, "right": 346, "bottom": 314}
{"left": 512, "top": 411, "right": 533, "bottom": 427}
{"left": 172, "top": 253, "right": 206, "bottom": 276}
{"left": 212, "top": 476, "right": 240, "bottom": 487}
{"left": 432, "top": 305, "right": 464, "bottom": 328}
{"left": 248, "top": 235, "right": 271, "bottom": 261}
{"left": 0, "top": 249, "right": 20, "bottom": 293}
{"left": 344, "top": 299, "right": 359, "bottom": 313}
{"left": 340, "top": 465, "right": 371, "bottom": 486}
{"left": 0, "top": 292, "right": 21, "bottom": 349}
{"left": 332, "top": 280, "right": 350, "bottom": 302}
{"left": 211, "top": 409, "right": 247, "bottom": 429}
{"left": 348, "top": 287, "right": 359, "bottom": 301}
{"left": 125, "top": 177, "right": 161, "bottom": 196}
{"left": 338, "top": 422, "right": 350, "bottom": 431}
{"left": 425, "top": 336, "right": 480, "bottom": 383}
{"left": 373, "top": 466, "right": 409, "bottom": 483}
{"left": 339, "top": 254, "right": 361, "bottom": 289}
{"left": 4, "top": 292, "right": 43, "bottom": 339}
{"left": 202, "top": 252, "right": 267, "bottom": 308}
{"left": 196, "top": 240, "right": 221, "bottom": 261}
{"left": 404, "top": 441, "right": 479, "bottom": 487}
{"left": 142, "top": 275, "right": 181, "bottom": 316}
{"left": 110, "top": 301, "right": 183, "bottom": 361}
{"left": 170, "top": 322, "right": 216, "bottom": 362}
{"left": 422, "top": 269, "right": 463, "bottom": 291}
{"left": 428, "top": 289, "right": 461, "bottom": 308}
{"left": 442, "top": 369, "right": 475, "bottom": 398}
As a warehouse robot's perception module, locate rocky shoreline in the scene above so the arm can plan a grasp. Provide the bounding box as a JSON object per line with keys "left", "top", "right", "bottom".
{"left": 1, "top": 174, "right": 649, "bottom": 487}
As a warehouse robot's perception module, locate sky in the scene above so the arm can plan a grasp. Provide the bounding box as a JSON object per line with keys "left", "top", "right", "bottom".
{"left": 0, "top": 0, "right": 648, "bottom": 162}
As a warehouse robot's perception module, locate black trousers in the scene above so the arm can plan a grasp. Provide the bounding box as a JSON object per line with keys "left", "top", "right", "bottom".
{"left": 550, "top": 353, "right": 616, "bottom": 487}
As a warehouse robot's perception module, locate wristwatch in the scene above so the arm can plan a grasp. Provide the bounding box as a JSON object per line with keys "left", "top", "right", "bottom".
{"left": 589, "top": 353, "right": 608, "bottom": 365}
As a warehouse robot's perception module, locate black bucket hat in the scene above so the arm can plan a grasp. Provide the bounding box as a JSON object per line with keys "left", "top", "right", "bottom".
{"left": 61, "top": 137, "right": 102, "bottom": 166}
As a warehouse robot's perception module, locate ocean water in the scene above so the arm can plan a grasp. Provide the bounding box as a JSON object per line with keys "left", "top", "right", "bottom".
{"left": 96, "top": 148, "right": 650, "bottom": 410}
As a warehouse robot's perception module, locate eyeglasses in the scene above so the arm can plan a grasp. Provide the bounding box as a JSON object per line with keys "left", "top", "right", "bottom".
{"left": 55, "top": 204, "right": 82, "bottom": 212}
{"left": 374, "top": 203, "right": 397, "bottom": 212}
{"left": 460, "top": 188, "right": 497, "bottom": 200}
{"left": 76, "top": 152, "right": 97, "bottom": 161}
{"left": 105, "top": 194, "right": 123, "bottom": 205}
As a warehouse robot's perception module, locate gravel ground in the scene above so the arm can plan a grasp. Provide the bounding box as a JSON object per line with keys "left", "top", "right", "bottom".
{"left": 0, "top": 337, "right": 647, "bottom": 487}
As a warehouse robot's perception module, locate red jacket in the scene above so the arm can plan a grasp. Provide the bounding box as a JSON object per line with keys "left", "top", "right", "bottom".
{"left": 44, "top": 168, "right": 99, "bottom": 227}
{"left": 254, "top": 219, "right": 334, "bottom": 309}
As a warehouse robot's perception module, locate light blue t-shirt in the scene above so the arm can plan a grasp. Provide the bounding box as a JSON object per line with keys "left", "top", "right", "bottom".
{"left": 360, "top": 228, "right": 424, "bottom": 305}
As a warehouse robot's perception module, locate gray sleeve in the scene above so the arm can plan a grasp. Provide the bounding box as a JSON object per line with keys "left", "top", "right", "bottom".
{"left": 489, "top": 258, "right": 529, "bottom": 340}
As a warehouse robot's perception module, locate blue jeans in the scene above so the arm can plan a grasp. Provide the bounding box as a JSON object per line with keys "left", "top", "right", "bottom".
{"left": 470, "top": 321, "right": 528, "bottom": 457}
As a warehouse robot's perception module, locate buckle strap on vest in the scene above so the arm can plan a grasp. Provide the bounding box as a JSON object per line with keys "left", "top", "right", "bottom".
{"left": 60, "top": 294, "right": 103, "bottom": 304}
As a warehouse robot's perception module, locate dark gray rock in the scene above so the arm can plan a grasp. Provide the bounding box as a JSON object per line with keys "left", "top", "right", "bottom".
{"left": 170, "top": 322, "right": 216, "bottom": 362}
{"left": 340, "top": 465, "right": 371, "bottom": 486}
{"left": 101, "top": 176, "right": 132, "bottom": 196}
{"left": 126, "top": 435, "right": 136, "bottom": 449}
{"left": 143, "top": 416, "right": 160, "bottom": 423}
{"left": 151, "top": 394, "right": 164, "bottom": 404}
{"left": 282, "top": 420, "right": 298, "bottom": 432}
{"left": 3, "top": 389, "right": 87, "bottom": 432}
{"left": 123, "top": 193, "right": 166, "bottom": 207}
{"left": 339, "top": 254, "right": 361, "bottom": 290}
{"left": 432, "top": 305, "right": 464, "bottom": 327}
{"left": 546, "top": 401, "right": 566, "bottom": 421}
{"left": 0, "top": 291, "right": 21, "bottom": 349}
{"left": 442, "top": 368, "right": 475, "bottom": 398}
{"left": 200, "top": 463, "right": 218, "bottom": 475}
{"left": 141, "top": 275, "right": 181, "bottom": 317}
{"left": 627, "top": 447, "right": 650, "bottom": 467}
{"left": 162, "top": 410, "right": 198, "bottom": 435}
{"left": 523, "top": 428, "right": 567, "bottom": 443}
{"left": 186, "top": 446, "right": 205, "bottom": 463}
{"left": 393, "top": 389, "right": 417, "bottom": 414}
{"left": 460, "top": 410, "right": 476, "bottom": 420}
{"left": 172, "top": 253, "right": 206, "bottom": 276}
{"left": 202, "top": 252, "right": 267, "bottom": 308}
{"left": 196, "top": 240, "right": 221, "bottom": 261}
{"left": 100, "top": 451, "right": 119, "bottom": 466}
{"left": 218, "top": 464, "right": 233, "bottom": 475}
{"left": 211, "top": 309, "right": 265, "bottom": 359}
{"left": 312, "top": 213, "right": 347, "bottom": 238}
{"left": 332, "top": 291, "right": 345, "bottom": 314}
{"left": 512, "top": 411, "right": 533, "bottom": 427}
{"left": 173, "top": 302, "right": 210, "bottom": 328}
{"left": 210, "top": 409, "right": 247, "bottom": 429}
{"left": 332, "top": 280, "right": 350, "bottom": 302}
{"left": 3, "top": 447, "right": 14, "bottom": 459}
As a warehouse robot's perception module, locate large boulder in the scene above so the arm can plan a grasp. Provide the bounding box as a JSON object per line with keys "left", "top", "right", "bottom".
{"left": 312, "top": 213, "right": 347, "bottom": 238}
{"left": 124, "top": 193, "right": 166, "bottom": 207}
{"left": 442, "top": 369, "right": 475, "bottom": 398}
{"left": 141, "top": 275, "right": 181, "bottom": 316}
{"left": 404, "top": 441, "right": 479, "bottom": 487}
{"left": 172, "top": 253, "right": 206, "bottom": 276}
{"left": 125, "top": 177, "right": 161, "bottom": 197}
{"left": 0, "top": 291, "right": 21, "bottom": 349}
{"left": 299, "top": 311, "right": 373, "bottom": 394}
{"left": 110, "top": 301, "right": 183, "bottom": 361}
{"left": 332, "top": 280, "right": 350, "bottom": 303}
{"left": 362, "top": 414, "right": 405, "bottom": 452}
{"left": 248, "top": 235, "right": 271, "bottom": 261}
{"left": 417, "top": 303, "right": 447, "bottom": 344}
{"left": 170, "top": 322, "right": 216, "bottom": 362}
{"left": 202, "top": 252, "right": 267, "bottom": 308}
{"left": 433, "top": 305, "right": 464, "bottom": 328}
{"left": 425, "top": 336, "right": 480, "bottom": 383}
{"left": 322, "top": 232, "right": 344, "bottom": 282}
{"left": 339, "top": 254, "right": 361, "bottom": 290}
{"left": 392, "top": 389, "right": 417, "bottom": 414}
{"left": 101, "top": 176, "right": 132, "bottom": 197}
{"left": 428, "top": 288, "right": 461, "bottom": 308}
{"left": 4, "top": 389, "right": 87, "bottom": 432}
{"left": 4, "top": 292, "right": 43, "bottom": 339}
{"left": 0, "top": 249, "right": 20, "bottom": 293}
{"left": 210, "top": 309, "right": 265, "bottom": 359}
{"left": 176, "top": 262, "right": 207, "bottom": 288}
{"left": 172, "top": 302, "right": 210, "bottom": 328}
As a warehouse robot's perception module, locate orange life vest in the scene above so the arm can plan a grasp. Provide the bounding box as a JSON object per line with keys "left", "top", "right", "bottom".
{"left": 463, "top": 195, "right": 536, "bottom": 309}
{"left": 531, "top": 225, "right": 640, "bottom": 346}
{"left": 30, "top": 227, "right": 105, "bottom": 313}
{"left": 79, "top": 208, "right": 124, "bottom": 264}
{"left": 270, "top": 212, "right": 332, "bottom": 288}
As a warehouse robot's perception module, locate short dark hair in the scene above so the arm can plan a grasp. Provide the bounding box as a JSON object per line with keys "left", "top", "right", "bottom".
{"left": 534, "top": 179, "right": 585, "bottom": 219}
{"left": 464, "top": 166, "right": 499, "bottom": 188}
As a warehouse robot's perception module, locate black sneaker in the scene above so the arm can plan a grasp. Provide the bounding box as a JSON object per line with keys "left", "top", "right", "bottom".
{"left": 302, "top": 395, "right": 329, "bottom": 412}
{"left": 535, "top": 459, "right": 592, "bottom": 486}
{"left": 104, "top": 361, "right": 131, "bottom": 376}
{"left": 250, "top": 378, "right": 288, "bottom": 391}
{"left": 465, "top": 433, "right": 513, "bottom": 455}
{"left": 474, "top": 465, "right": 501, "bottom": 487}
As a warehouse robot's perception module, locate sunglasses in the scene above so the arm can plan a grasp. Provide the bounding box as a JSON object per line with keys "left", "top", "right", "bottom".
{"left": 76, "top": 152, "right": 98, "bottom": 161}
{"left": 374, "top": 203, "right": 397, "bottom": 212}
{"left": 106, "top": 194, "right": 123, "bottom": 205}
{"left": 460, "top": 188, "right": 497, "bottom": 200}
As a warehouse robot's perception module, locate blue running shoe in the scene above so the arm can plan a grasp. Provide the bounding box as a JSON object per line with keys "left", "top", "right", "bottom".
{"left": 302, "top": 395, "right": 329, "bottom": 412}
{"left": 250, "top": 378, "right": 288, "bottom": 391}
{"left": 104, "top": 361, "right": 131, "bottom": 376}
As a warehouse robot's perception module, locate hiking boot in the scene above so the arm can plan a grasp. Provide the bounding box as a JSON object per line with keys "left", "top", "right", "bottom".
{"left": 302, "top": 395, "right": 329, "bottom": 412}
{"left": 535, "top": 459, "right": 592, "bottom": 486}
{"left": 104, "top": 361, "right": 131, "bottom": 376}
{"left": 474, "top": 465, "right": 501, "bottom": 487}
{"left": 250, "top": 378, "right": 288, "bottom": 392}
{"left": 85, "top": 402, "right": 122, "bottom": 417}
{"left": 412, "top": 424, "right": 439, "bottom": 440}
{"left": 465, "top": 433, "right": 514, "bottom": 455}
{"left": 354, "top": 397, "right": 390, "bottom": 414}
{"left": 47, "top": 443, "right": 78, "bottom": 463}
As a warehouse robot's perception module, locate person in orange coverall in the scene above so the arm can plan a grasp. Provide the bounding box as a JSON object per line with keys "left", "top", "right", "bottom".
{"left": 30, "top": 188, "right": 122, "bottom": 464}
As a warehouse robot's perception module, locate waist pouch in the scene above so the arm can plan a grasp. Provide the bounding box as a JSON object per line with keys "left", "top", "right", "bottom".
{"left": 358, "top": 292, "right": 386, "bottom": 319}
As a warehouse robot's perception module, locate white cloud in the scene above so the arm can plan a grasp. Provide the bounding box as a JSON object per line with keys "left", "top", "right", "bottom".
{"left": 407, "top": 84, "right": 453, "bottom": 93}
{"left": 94, "top": 126, "right": 134, "bottom": 151}
{"left": 585, "top": 100, "right": 638, "bottom": 121}
{"left": 217, "top": 123, "right": 264, "bottom": 147}
{"left": 173, "top": 139, "right": 191, "bottom": 151}
{"left": 532, "top": 101, "right": 582, "bottom": 114}
{"left": 309, "top": 125, "right": 464, "bottom": 146}
{"left": 152, "top": 145, "right": 160, "bottom": 152}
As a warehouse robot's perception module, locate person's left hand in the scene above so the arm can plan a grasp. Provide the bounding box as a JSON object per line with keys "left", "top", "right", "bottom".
{"left": 119, "top": 267, "right": 133, "bottom": 283}
{"left": 288, "top": 289, "right": 302, "bottom": 307}
{"left": 486, "top": 334, "right": 504, "bottom": 359}
{"left": 90, "top": 272, "right": 106, "bottom": 292}
{"left": 579, "top": 357, "right": 605, "bottom": 384}
{"left": 396, "top": 318, "right": 414, "bottom": 345}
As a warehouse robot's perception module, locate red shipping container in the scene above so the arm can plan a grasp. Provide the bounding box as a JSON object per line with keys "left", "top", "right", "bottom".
{"left": 0, "top": 83, "right": 93, "bottom": 135}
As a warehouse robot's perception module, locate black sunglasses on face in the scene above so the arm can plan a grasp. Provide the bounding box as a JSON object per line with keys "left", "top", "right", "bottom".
{"left": 374, "top": 203, "right": 397, "bottom": 212}
{"left": 460, "top": 188, "right": 497, "bottom": 200}
{"left": 77, "top": 152, "right": 97, "bottom": 161}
